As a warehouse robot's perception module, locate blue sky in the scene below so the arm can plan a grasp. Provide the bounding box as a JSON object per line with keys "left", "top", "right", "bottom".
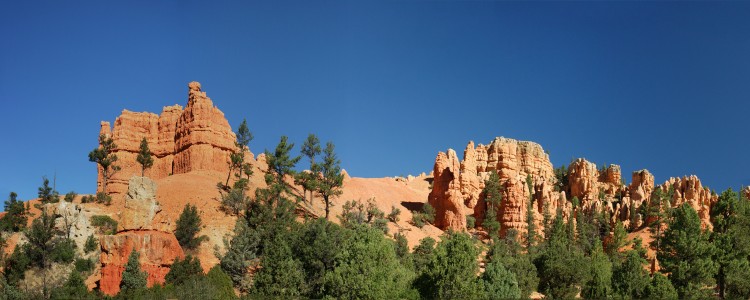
{"left": 1, "top": 1, "right": 749, "bottom": 201}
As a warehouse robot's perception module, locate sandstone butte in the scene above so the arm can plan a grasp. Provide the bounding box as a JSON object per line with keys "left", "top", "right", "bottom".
{"left": 0, "top": 81, "right": 728, "bottom": 295}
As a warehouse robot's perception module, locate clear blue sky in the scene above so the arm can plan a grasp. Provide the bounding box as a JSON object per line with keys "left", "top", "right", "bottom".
{"left": 2, "top": 1, "right": 749, "bottom": 202}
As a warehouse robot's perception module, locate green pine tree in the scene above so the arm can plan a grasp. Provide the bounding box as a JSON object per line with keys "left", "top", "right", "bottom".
{"left": 52, "top": 270, "right": 91, "bottom": 299}
{"left": 224, "top": 119, "right": 253, "bottom": 189}
{"left": 295, "top": 133, "right": 321, "bottom": 204}
{"left": 612, "top": 250, "right": 650, "bottom": 299}
{"left": 658, "top": 203, "right": 717, "bottom": 298}
{"left": 253, "top": 234, "right": 306, "bottom": 297}
{"left": 421, "top": 231, "right": 484, "bottom": 299}
{"left": 136, "top": 137, "right": 153, "bottom": 177}
{"left": 1, "top": 192, "right": 28, "bottom": 232}
{"left": 644, "top": 273, "right": 678, "bottom": 300}
{"left": 536, "top": 210, "right": 588, "bottom": 299}
{"left": 482, "top": 170, "right": 502, "bottom": 240}
{"left": 581, "top": 239, "right": 612, "bottom": 299}
{"left": 165, "top": 255, "right": 203, "bottom": 286}
{"left": 317, "top": 142, "right": 343, "bottom": 219}
{"left": 175, "top": 203, "right": 207, "bottom": 250}
{"left": 481, "top": 260, "right": 522, "bottom": 300}
{"left": 120, "top": 249, "right": 148, "bottom": 295}
{"left": 88, "top": 134, "right": 121, "bottom": 192}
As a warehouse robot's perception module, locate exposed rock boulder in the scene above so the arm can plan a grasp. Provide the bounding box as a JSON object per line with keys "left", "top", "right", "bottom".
{"left": 744, "top": 187, "right": 750, "bottom": 200}
{"left": 99, "top": 230, "right": 184, "bottom": 296}
{"left": 97, "top": 82, "right": 238, "bottom": 196}
{"left": 119, "top": 177, "right": 162, "bottom": 231}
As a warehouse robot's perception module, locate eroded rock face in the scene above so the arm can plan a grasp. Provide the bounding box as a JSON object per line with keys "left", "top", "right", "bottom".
{"left": 568, "top": 158, "right": 624, "bottom": 207}
{"left": 661, "top": 175, "right": 717, "bottom": 229}
{"left": 429, "top": 137, "right": 559, "bottom": 236}
{"left": 428, "top": 149, "right": 465, "bottom": 231}
{"left": 119, "top": 177, "right": 162, "bottom": 231}
{"left": 99, "top": 230, "right": 185, "bottom": 296}
{"left": 97, "top": 82, "right": 237, "bottom": 196}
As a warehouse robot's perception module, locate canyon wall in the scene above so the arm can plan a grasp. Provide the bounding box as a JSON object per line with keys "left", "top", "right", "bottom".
{"left": 97, "top": 82, "right": 236, "bottom": 196}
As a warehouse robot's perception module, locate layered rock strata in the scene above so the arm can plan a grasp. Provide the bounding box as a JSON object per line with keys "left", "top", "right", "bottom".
{"left": 97, "top": 82, "right": 236, "bottom": 196}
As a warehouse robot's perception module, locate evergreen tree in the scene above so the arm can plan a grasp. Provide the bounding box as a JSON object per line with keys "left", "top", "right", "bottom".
{"left": 487, "top": 229, "right": 538, "bottom": 299}
{"left": 206, "top": 266, "right": 237, "bottom": 300}
{"left": 322, "top": 225, "right": 415, "bottom": 299}
{"left": 525, "top": 174, "right": 538, "bottom": 252}
{"left": 120, "top": 249, "right": 148, "bottom": 295}
{"left": 224, "top": 119, "right": 253, "bottom": 189}
{"left": 317, "top": 142, "right": 343, "bottom": 219}
{"left": 24, "top": 211, "right": 58, "bottom": 270}
{"left": 175, "top": 203, "right": 207, "bottom": 250}
{"left": 165, "top": 255, "right": 203, "bottom": 286}
{"left": 581, "top": 240, "right": 612, "bottom": 299}
{"left": 52, "top": 270, "right": 91, "bottom": 299}
{"left": 658, "top": 203, "right": 717, "bottom": 298}
{"left": 644, "top": 273, "right": 678, "bottom": 300}
{"left": 648, "top": 186, "right": 674, "bottom": 255}
{"left": 88, "top": 134, "right": 121, "bottom": 192}
{"left": 481, "top": 261, "right": 522, "bottom": 300}
{"left": 220, "top": 220, "right": 259, "bottom": 293}
{"left": 294, "top": 218, "right": 350, "bottom": 298}
{"left": 1, "top": 192, "right": 28, "bottom": 232}
{"left": 421, "top": 231, "right": 484, "bottom": 299}
{"left": 725, "top": 258, "right": 750, "bottom": 299}
{"left": 253, "top": 234, "right": 306, "bottom": 297}
{"left": 612, "top": 250, "right": 650, "bottom": 299}
{"left": 264, "top": 135, "right": 301, "bottom": 196}
{"left": 38, "top": 176, "right": 58, "bottom": 204}
{"left": 219, "top": 187, "right": 249, "bottom": 216}
{"left": 412, "top": 236, "right": 436, "bottom": 275}
{"left": 483, "top": 170, "right": 502, "bottom": 240}
{"left": 536, "top": 211, "right": 588, "bottom": 299}
{"left": 606, "top": 220, "right": 628, "bottom": 260}
{"left": 710, "top": 188, "right": 746, "bottom": 298}
{"left": 136, "top": 137, "right": 153, "bottom": 177}
{"left": 295, "top": 133, "right": 321, "bottom": 204}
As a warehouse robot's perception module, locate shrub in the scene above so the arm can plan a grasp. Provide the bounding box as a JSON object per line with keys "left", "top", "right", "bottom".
{"left": 422, "top": 203, "right": 436, "bottom": 224}
{"left": 95, "top": 192, "right": 111, "bottom": 205}
{"left": 166, "top": 255, "right": 203, "bottom": 286}
{"left": 51, "top": 238, "right": 76, "bottom": 263}
{"left": 175, "top": 204, "right": 208, "bottom": 250}
{"left": 64, "top": 191, "right": 77, "bottom": 202}
{"left": 84, "top": 234, "right": 98, "bottom": 253}
{"left": 75, "top": 258, "right": 95, "bottom": 273}
{"left": 412, "top": 213, "right": 426, "bottom": 228}
{"left": 91, "top": 215, "right": 118, "bottom": 234}
{"left": 466, "top": 215, "right": 476, "bottom": 229}
{"left": 388, "top": 206, "right": 401, "bottom": 222}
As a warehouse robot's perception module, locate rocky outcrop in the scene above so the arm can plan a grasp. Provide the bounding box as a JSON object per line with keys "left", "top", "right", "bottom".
{"left": 97, "top": 82, "right": 237, "bottom": 196}
{"left": 661, "top": 175, "right": 717, "bottom": 228}
{"left": 119, "top": 177, "right": 163, "bottom": 231}
{"left": 99, "top": 230, "right": 184, "bottom": 295}
{"left": 99, "top": 177, "right": 184, "bottom": 295}
{"left": 428, "top": 137, "right": 559, "bottom": 236}
{"left": 744, "top": 187, "right": 750, "bottom": 200}
{"left": 428, "top": 149, "right": 465, "bottom": 231}
{"left": 568, "top": 158, "right": 624, "bottom": 207}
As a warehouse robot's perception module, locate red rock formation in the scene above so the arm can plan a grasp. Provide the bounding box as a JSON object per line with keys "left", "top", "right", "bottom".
{"left": 429, "top": 137, "right": 559, "bottom": 237}
{"left": 428, "top": 149, "right": 465, "bottom": 231}
{"left": 660, "top": 175, "right": 717, "bottom": 229}
{"left": 743, "top": 187, "right": 750, "bottom": 200}
{"left": 99, "top": 230, "right": 185, "bottom": 296}
{"left": 97, "top": 82, "right": 237, "bottom": 196}
{"left": 568, "top": 158, "right": 623, "bottom": 207}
